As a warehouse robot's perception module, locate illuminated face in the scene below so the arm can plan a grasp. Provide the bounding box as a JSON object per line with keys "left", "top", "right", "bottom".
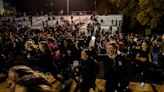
{"left": 89, "top": 41, "right": 94, "bottom": 48}
{"left": 106, "top": 44, "right": 115, "bottom": 56}
{"left": 81, "top": 50, "right": 88, "bottom": 61}
{"left": 39, "top": 44, "right": 44, "bottom": 52}
{"left": 141, "top": 42, "right": 148, "bottom": 50}
{"left": 73, "top": 60, "right": 79, "bottom": 68}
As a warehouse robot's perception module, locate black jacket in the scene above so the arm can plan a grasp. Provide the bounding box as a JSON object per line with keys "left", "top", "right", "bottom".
{"left": 102, "top": 54, "right": 132, "bottom": 90}
{"left": 81, "top": 58, "right": 99, "bottom": 86}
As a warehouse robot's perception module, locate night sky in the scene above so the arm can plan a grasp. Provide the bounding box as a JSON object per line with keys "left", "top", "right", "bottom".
{"left": 6, "top": 0, "right": 98, "bottom": 14}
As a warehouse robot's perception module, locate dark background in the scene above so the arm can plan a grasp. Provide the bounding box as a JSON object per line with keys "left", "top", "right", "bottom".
{"left": 6, "top": 0, "right": 99, "bottom": 14}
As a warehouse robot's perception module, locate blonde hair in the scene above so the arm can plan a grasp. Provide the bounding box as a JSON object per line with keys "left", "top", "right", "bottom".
{"left": 39, "top": 41, "right": 51, "bottom": 55}
{"left": 9, "top": 65, "right": 33, "bottom": 72}
{"left": 25, "top": 40, "right": 36, "bottom": 52}
{"left": 15, "top": 74, "right": 52, "bottom": 92}
{"left": 8, "top": 65, "right": 35, "bottom": 83}
{"left": 106, "top": 42, "right": 118, "bottom": 50}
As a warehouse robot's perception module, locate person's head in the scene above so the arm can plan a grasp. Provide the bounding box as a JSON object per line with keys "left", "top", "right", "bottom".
{"left": 46, "top": 37, "right": 55, "bottom": 44}
{"left": 88, "top": 40, "right": 95, "bottom": 49}
{"left": 106, "top": 42, "right": 118, "bottom": 56}
{"left": 81, "top": 49, "right": 90, "bottom": 61}
{"left": 71, "top": 37, "right": 76, "bottom": 43}
{"left": 73, "top": 60, "right": 80, "bottom": 68}
{"left": 118, "top": 40, "right": 125, "bottom": 51}
{"left": 38, "top": 41, "right": 51, "bottom": 54}
{"left": 7, "top": 66, "right": 34, "bottom": 89}
{"left": 63, "top": 39, "right": 68, "bottom": 47}
{"left": 108, "top": 35, "right": 114, "bottom": 40}
{"left": 141, "top": 41, "right": 148, "bottom": 51}
{"left": 101, "top": 40, "right": 106, "bottom": 47}
{"left": 24, "top": 40, "right": 37, "bottom": 52}
{"left": 14, "top": 75, "right": 52, "bottom": 92}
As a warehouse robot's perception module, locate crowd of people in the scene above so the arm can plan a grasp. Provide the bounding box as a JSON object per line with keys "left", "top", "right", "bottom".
{"left": 0, "top": 15, "right": 164, "bottom": 92}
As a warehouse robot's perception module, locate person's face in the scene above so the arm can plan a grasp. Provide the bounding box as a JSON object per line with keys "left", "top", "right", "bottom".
{"left": 39, "top": 44, "right": 43, "bottom": 51}
{"left": 141, "top": 42, "right": 148, "bottom": 50}
{"left": 63, "top": 40, "right": 68, "bottom": 46}
{"left": 119, "top": 41, "right": 124, "bottom": 50}
{"left": 89, "top": 41, "right": 94, "bottom": 48}
{"left": 102, "top": 41, "right": 106, "bottom": 47}
{"left": 39, "top": 43, "right": 47, "bottom": 53}
{"left": 81, "top": 50, "right": 88, "bottom": 61}
{"left": 7, "top": 71, "right": 17, "bottom": 88}
{"left": 73, "top": 60, "right": 79, "bottom": 68}
{"left": 71, "top": 37, "right": 75, "bottom": 42}
{"left": 14, "top": 85, "right": 27, "bottom": 92}
{"left": 106, "top": 44, "right": 115, "bottom": 56}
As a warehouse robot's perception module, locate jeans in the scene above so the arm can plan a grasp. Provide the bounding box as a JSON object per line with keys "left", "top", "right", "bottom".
{"left": 152, "top": 52, "right": 158, "bottom": 64}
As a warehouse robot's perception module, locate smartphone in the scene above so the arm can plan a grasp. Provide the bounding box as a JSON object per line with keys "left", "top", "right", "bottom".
{"left": 91, "top": 36, "right": 96, "bottom": 46}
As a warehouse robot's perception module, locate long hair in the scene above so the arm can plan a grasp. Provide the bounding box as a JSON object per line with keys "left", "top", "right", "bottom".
{"left": 15, "top": 74, "right": 52, "bottom": 92}
{"left": 8, "top": 65, "right": 34, "bottom": 81}
{"left": 7, "top": 65, "right": 35, "bottom": 88}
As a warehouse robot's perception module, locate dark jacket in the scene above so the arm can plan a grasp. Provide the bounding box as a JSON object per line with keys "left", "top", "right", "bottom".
{"left": 80, "top": 58, "right": 99, "bottom": 86}
{"left": 102, "top": 54, "right": 131, "bottom": 90}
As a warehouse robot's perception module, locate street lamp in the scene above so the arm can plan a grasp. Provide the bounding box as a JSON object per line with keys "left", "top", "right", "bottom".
{"left": 67, "top": 0, "right": 69, "bottom": 15}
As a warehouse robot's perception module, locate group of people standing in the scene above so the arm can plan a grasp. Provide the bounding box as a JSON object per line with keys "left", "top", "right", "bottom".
{"left": 0, "top": 15, "right": 164, "bottom": 92}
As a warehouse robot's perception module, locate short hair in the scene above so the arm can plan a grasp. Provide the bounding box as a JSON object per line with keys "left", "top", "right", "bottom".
{"left": 106, "top": 42, "right": 118, "bottom": 50}
{"left": 82, "top": 49, "right": 90, "bottom": 56}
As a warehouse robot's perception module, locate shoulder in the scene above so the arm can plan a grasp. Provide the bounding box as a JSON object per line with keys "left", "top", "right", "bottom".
{"left": 102, "top": 55, "right": 112, "bottom": 61}
{"left": 117, "top": 51, "right": 126, "bottom": 57}
{"left": 98, "top": 54, "right": 111, "bottom": 63}
{"left": 117, "top": 55, "right": 130, "bottom": 66}
{"left": 117, "top": 54, "right": 127, "bottom": 61}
